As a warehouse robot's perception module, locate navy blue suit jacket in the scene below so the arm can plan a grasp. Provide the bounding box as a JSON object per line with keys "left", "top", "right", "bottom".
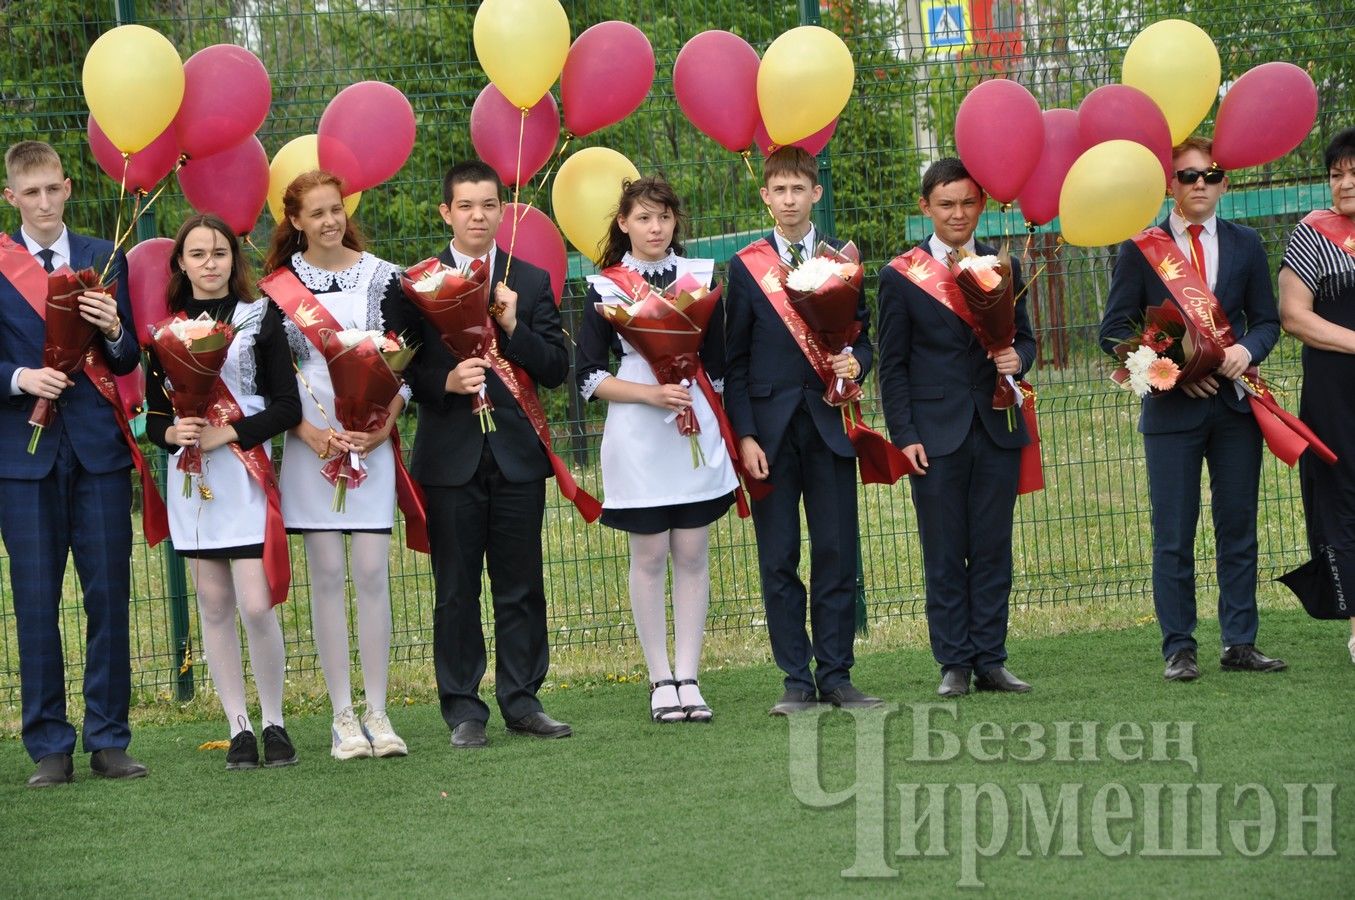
{"left": 0, "top": 230, "right": 139, "bottom": 478}
{"left": 1098, "top": 218, "right": 1280, "bottom": 434}
{"left": 724, "top": 233, "right": 872, "bottom": 462}
{"left": 876, "top": 239, "right": 1036, "bottom": 456}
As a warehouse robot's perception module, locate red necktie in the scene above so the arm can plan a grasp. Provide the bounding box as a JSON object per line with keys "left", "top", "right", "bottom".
{"left": 1186, "top": 223, "right": 1208, "bottom": 283}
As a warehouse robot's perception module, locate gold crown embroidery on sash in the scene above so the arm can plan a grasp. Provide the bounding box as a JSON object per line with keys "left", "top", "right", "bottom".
{"left": 1156, "top": 256, "right": 1185, "bottom": 282}
{"left": 904, "top": 257, "right": 933, "bottom": 283}
{"left": 292, "top": 300, "right": 322, "bottom": 328}
{"left": 759, "top": 269, "right": 782, "bottom": 294}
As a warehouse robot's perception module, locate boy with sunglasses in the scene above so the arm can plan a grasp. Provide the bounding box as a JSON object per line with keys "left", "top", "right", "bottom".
{"left": 1099, "top": 136, "right": 1284, "bottom": 682}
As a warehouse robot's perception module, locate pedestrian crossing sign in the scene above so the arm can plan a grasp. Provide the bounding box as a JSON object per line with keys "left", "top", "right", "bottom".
{"left": 922, "top": 1, "right": 973, "bottom": 51}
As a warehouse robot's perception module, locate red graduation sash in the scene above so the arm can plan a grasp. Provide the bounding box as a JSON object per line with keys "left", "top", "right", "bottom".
{"left": 737, "top": 240, "right": 917, "bottom": 485}
{"left": 259, "top": 268, "right": 431, "bottom": 553}
{"left": 1131, "top": 227, "right": 1336, "bottom": 466}
{"left": 595, "top": 265, "right": 768, "bottom": 517}
{"left": 1301, "top": 209, "right": 1355, "bottom": 258}
{"left": 485, "top": 338, "right": 602, "bottom": 523}
{"left": 887, "top": 248, "right": 1043, "bottom": 494}
{"left": 204, "top": 377, "right": 291, "bottom": 608}
{"left": 0, "top": 234, "right": 170, "bottom": 544}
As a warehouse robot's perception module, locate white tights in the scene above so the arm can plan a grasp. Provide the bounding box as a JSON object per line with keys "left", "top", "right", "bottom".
{"left": 304, "top": 531, "right": 393, "bottom": 715}
{"left": 192, "top": 558, "right": 286, "bottom": 736}
{"left": 628, "top": 526, "right": 711, "bottom": 710}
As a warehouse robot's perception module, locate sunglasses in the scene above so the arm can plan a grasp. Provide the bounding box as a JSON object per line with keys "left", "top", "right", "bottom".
{"left": 1175, "top": 167, "right": 1225, "bottom": 185}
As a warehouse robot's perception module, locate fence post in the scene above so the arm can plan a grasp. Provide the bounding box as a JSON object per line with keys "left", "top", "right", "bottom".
{"left": 799, "top": 0, "right": 867, "bottom": 635}
{"left": 115, "top": 0, "right": 194, "bottom": 700}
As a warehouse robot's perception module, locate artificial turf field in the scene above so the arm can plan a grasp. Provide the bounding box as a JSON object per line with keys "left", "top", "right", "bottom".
{"left": 1, "top": 609, "right": 1349, "bottom": 897}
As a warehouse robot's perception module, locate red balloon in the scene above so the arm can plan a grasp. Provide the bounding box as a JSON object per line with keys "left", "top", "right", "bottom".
{"left": 471, "top": 85, "right": 560, "bottom": 188}
{"left": 496, "top": 204, "right": 567, "bottom": 307}
{"left": 115, "top": 365, "right": 145, "bottom": 420}
{"left": 177, "top": 136, "right": 269, "bottom": 236}
{"left": 318, "top": 81, "right": 416, "bottom": 193}
{"left": 755, "top": 117, "right": 837, "bottom": 157}
{"left": 88, "top": 117, "right": 179, "bottom": 194}
{"left": 1016, "top": 109, "right": 1085, "bottom": 226}
{"left": 1213, "top": 62, "right": 1319, "bottom": 170}
{"left": 673, "top": 31, "right": 761, "bottom": 154}
{"left": 175, "top": 44, "right": 271, "bottom": 160}
{"left": 126, "top": 237, "right": 174, "bottom": 346}
{"left": 1078, "top": 85, "right": 1173, "bottom": 183}
{"left": 561, "top": 21, "right": 655, "bottom": 138}
{"left": 955, "top": 79, "right": 1044, "bottom": 204}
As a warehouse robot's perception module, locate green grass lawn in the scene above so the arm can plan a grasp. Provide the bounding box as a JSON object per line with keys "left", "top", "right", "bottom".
{"left": 2, "top": 609, "right": 1349, "bottom": 898}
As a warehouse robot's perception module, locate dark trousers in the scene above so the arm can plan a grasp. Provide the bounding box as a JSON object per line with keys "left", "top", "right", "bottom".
{"left": 751, "top": 406, "right": 858, "bottom": 694}
{"left": 1144, "top": 398, "right": 1262, "bottom": 657}
{"left": 425, "top": 445, "right": 548, "bottom": 728}
{"left": 909, "top": 415, "right": 1019, "bottom": 674}
{"left": 0, "top": 439, "right": 132, "bottom": 762}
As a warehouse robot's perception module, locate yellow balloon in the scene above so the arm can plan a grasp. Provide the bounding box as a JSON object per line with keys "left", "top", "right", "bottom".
{"left": 551, "top": 147, "right": 640, "bottom": 263}
{"left": 82, "top": 25, "right": 184, "bottom": 154}
{"left": 474, "top": 0, "right": 570, "bottom": 110}
{"left": 757, "top": 26, "right": 855, "bottom": 147}
{"left": 267, "top": 135, "right": 361, "bottom": 224}
{"left": 1059, "top": 141, "right": 1165, "bottom": 247}
{"left": 1121, "top": 19, "right": 1220, "bottom": 145}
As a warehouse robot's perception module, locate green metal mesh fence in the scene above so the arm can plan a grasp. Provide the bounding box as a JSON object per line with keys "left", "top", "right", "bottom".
{"left": 1, "top": 0, "right": 1350, "bottom": 704}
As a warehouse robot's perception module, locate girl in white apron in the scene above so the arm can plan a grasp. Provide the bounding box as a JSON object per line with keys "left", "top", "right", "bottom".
{"left": 263, "top": 170, "right": 408, "bottom": 759}
{"left": 145, "top": 214, "right": 302, "bottom": 769}
{"left": 575, "top": 177, "right": 736, "bottom": 723}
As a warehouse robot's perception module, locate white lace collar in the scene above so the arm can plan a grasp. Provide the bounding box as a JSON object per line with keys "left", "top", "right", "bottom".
{"left": 620, "top": 250, "right": 679, "bottom": 276}
{"left": 291, "top": 251, "right": 374, "bottom": 293}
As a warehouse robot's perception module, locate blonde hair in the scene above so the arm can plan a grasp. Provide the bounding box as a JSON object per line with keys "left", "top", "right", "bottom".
{"left": 4, "top": 141, "right": 62, "bottom": 185}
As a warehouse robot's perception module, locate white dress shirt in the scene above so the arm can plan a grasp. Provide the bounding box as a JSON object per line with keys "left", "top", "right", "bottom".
{"left": 1168, "top": 209, "right": 1219, "bottom": 290}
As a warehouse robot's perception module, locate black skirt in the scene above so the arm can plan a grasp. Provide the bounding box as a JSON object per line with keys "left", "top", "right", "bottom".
{"left": 601, "top": 492, "right": 735, "bottom": 534}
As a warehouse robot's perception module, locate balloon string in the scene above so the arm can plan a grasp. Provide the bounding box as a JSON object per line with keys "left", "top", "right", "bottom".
{"left": 1010, "top": 235, "right": 1065, "bottom": 308}
{"left": 741, "top": 149, "right": 757, "bottom": 182}
{"left": 522, "top": 133, "right": 573, "bottom": 214}
{"left": 503, "top": 107, "right": 528, "bottom": 284}
{"left": 112, "top": 155, "right": 187, "bottom": 251}
{"left": 100, "top": 154, "right": 131, "bottom": 284}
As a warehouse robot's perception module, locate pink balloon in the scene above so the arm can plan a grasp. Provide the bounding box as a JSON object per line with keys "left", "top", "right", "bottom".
{"left": 674, "top": 30, "right": 761, "bottom": 153}
{"left": 88, "top": 117, "right": 179, "bottom": 194}
{"left": 126, "top": 237, "right": 174, "bottom": 346}
{"left": 177, "top": 136, "right": 269, "bottom": 236}
{"left": 755, "top": 117, "right": 837, "bottom": 157}
{"left": 175, "top": 44, "right": 272, "bottom": 160}
{"left": 471, "top": 85, "right": 560, "bottom": 188}
{"left": 496, "top": 204, "right": 567, "bottom": 307}
{"left": 1016, "top": 109, "right": 1084, "bottom": 226}
{"left": 561, "top": 21, "right": 654, "bottom": 138}
{"left": 955, "top": 79, "right": 1044, "bottom": 203}
{"left": 1213, "top": 62, "right": 1319, "bottom": 170}
{"left": 115, "top": 365, "right": 145, "bottom": 420}
{"left": 318, "top": 81, "right": 416, "bottom": 193}
{"left": 1078, "top": 85, "right": 1173, "bottom": 183}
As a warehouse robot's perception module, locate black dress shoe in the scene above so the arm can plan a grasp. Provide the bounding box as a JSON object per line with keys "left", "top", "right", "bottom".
{"left": 768, "top": 689, "right": 819, "bottom": 716}
{"left": 90, "top": 748, "right": 148, "bottom": 780}
{"left": 27, "top": 753, "right": 73, "bottom": 788}
{"left": 975, "top": 667, "right": 1032, "bottom": 693}
{"left": 820, "top": 683, "right": 884, "bottom": 708}
{"left": 937, "top": 669, "right": 971, "bottom": 697}
{"left": 1221, "top": 644, "right": 1288, "bottom": 672}
{"left": 451, "top": 720, "right": 488, "bottom": 749}
{"left": 262, "top": 725, "right": 298, "bottom": 767}
{"left": 226, "top": 730, "right": 259, "bottom": 770}
{"left": 506, "top": 711, "right": 572, "bottom": 739}
{"left": 1164, "top": 648, "right": 1200, "bottom": 681}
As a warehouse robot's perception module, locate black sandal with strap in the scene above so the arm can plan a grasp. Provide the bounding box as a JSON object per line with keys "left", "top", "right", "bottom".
{"left": 650, "top": 679, "right": 684, "bottom": 723}
{"left": 675, "top": 678, "right": 713, "bottom": 723}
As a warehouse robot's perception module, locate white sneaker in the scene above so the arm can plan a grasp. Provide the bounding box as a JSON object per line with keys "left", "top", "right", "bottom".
{"left": 331, "top": 707, "right": 373, "bottom": 760}
{"left": 1347, "top": 634, "right": 1355, "bottom": 665}
{"left": 362, "top": 708, "right": 408, "bottom": 758}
